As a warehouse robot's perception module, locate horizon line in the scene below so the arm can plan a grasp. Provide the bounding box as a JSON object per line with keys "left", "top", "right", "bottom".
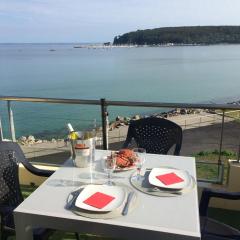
{"left": 2, "top": 25, "right": 240, "bottom": 44}
{"left": 0, "top": 42, "right": 110, "bottom": 44}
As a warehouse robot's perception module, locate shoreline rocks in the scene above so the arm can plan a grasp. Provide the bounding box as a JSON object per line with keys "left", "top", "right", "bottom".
{"left": 108, "top": 108, "right": 212, "bottom": 131}
{"left": 18, "top": 135, "right": 64, "bottom": 146}
{"left": 16, "top": 108, "right": 217, "bottom": 143}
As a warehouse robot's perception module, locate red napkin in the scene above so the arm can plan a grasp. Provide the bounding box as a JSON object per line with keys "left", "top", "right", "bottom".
{"left": 83, "top": 192, "right": 115, "bottom": 209}
{"left": 156, "top": 172, "right": 184, "bottom": 186}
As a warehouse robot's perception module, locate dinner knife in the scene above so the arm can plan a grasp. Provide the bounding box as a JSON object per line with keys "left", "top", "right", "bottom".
{"left": 122, "top": 191, "right": 134, "bottom": 216}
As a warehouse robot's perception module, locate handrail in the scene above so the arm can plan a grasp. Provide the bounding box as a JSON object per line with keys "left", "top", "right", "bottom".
{"left": 0, "top": 96, "right": 100, "bottom": 105}
{"left": 1, "top": 95, "right": 240, "bottom": 184}
{"left": 1, "top": 95, "right": 240, "bottom": 110}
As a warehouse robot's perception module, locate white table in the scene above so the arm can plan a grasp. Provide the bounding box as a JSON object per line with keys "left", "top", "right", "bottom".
{"left": 14, "top": 150, "right": 201, "bottom": 240}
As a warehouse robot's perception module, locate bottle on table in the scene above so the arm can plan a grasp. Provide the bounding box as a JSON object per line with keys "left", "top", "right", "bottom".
{"left": 67, "top": 123, "right": 78, "bottom": 140}
{"left": 66, "top": 123, "right": 78, "bottom": 161}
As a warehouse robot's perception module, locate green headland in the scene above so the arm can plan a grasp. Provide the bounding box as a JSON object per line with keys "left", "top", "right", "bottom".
{"left": 113, "top": 26, "right": 240, "bottom": 45}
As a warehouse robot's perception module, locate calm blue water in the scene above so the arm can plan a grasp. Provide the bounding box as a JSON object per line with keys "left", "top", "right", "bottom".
{"left": 1, "top": 43, "right": 240, "bottom": 138}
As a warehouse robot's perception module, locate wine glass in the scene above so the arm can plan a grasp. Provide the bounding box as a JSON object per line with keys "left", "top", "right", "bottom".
{"left": 133, "top": 148, "right": 146, "bottom": 181}
{"left": 104, "top": 153, "right": 116, "bottom": 185}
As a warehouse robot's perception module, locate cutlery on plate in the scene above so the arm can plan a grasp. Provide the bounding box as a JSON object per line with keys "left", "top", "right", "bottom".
{"left": 65, "top": 189, "right": 82, "bottom": 210}
{"left": 146, "top": 188, "right": 182, "bottom": 195}
{"left": 122, "top": 191, "right": 134, "bottom": 216}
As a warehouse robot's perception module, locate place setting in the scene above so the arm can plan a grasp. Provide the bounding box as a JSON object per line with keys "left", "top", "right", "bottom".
{"left": 131, "top": 166, "right": 196, "bottom": 197}
{"left": 128, "top": 148, "right": 196, "bottom": 197}
{"left": 65, "top": 152, "right": 138, "bottom": 219}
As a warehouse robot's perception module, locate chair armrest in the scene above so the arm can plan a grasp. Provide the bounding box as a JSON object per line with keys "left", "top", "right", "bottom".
{"left": 22, "top": 162, "right": 55, "bottom": 177}
{"left": 199, "top": 188, "right": 240, "bottom": 217}
{"left": 0, "top": 206, "right": 15, "bottom": 216}
{"left": 14, "top": 144, "right": 55, "bottom": 177}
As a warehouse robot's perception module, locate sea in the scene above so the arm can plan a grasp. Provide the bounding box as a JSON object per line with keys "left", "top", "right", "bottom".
{"left": 1, "top": 43, "right": 240, "bottom": 139}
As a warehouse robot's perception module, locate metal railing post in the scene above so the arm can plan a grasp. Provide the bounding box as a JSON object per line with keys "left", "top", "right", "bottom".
{"left": 106, "top": 114, "right": 109, "bottom": 149}
{"left": 218, "top": 110, "right": 225, "bottom": 183}
{"left": 0, "top": 116, "right": 3, "bottom": 141}
{"left": 100, "top": 98, "right": 108, "bottom": 150}
{"left": 237, "top": 142, "right": 240, "bottom": 163}
{"left": 7, "top": 100, "right": 16, "bottom": 142}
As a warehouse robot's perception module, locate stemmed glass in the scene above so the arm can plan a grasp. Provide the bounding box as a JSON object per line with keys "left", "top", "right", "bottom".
{"left": 104, "top": 153, "right": 116, "bottom": 185}
{"left": 133, "top": 148, "right": 146, "bottom": 181}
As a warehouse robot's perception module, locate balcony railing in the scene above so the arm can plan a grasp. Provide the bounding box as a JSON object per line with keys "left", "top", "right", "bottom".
{"left": 0, "top": 95, "right": 240, "bottom": 184}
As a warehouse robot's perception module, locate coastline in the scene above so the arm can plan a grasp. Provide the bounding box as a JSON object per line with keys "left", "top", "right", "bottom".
{"left": 15, "top": 96, "right": 240, "bottom": 145}
{"left": 18, "top": 107, "right": 240, "bottom": 166}
{"left": 2, "top": 96, "right": 239, "bottom": 145}
{"left": 14, "top": 108, "right": 218, "bottom": 145}
{"left": 73, "top": 43, "right": 240, "bottom": 49}
{"left": 15, "top": 109, "right": 212, "bottom": 146}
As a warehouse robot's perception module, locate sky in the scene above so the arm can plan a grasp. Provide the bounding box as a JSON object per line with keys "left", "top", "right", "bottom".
{"left": 0, "top": 0, "right": 240, "bottom": 43}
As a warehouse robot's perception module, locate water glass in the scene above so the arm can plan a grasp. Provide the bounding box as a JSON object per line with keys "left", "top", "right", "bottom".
{"left": 133, "top": 148, "right": 146, "bottom": 180}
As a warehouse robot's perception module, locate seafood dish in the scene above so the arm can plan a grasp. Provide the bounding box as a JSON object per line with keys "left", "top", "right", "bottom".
{"left": 106, "top": 149, "right": 138, "bottom": 171}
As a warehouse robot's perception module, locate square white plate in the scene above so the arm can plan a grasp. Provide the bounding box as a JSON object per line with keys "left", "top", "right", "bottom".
{"left": 75, "top": 184, "right": 126, "bottom": 212}
{"left": 148, "top": 168, "right": 191, "bottom": 190}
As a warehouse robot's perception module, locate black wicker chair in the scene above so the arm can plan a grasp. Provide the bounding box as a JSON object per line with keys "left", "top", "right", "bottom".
{"left": 123, "top": 117, "right": 183, "bottom": 155}
{"left": 200, "top": 188, "right": 240, "bottom": 240}
{"left": 0, "top": 141, "right": 54, "bottom": 240}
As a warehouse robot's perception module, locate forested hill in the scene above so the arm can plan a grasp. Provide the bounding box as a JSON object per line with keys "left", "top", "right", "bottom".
{"left": 113, "top": 26, "right": 240, "bottom": 45}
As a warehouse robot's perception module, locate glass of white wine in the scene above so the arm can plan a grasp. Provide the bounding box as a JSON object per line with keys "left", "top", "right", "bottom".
{"left": 103, "top": 153, "right": 116, "bottom": 185}
{"left": 133, "top": 148, "right": 146, "bottom": 181}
